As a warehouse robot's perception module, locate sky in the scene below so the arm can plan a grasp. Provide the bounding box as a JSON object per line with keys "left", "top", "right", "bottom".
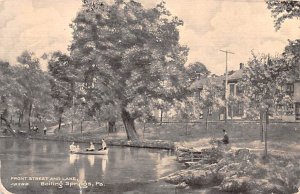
{"left": 0, "top": 0, "right": 299, "bottom": 74}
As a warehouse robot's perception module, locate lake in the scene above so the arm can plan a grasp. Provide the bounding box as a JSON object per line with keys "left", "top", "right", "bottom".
{"left": 0, "top": 138, "right": 183, "bottom": 193}
{"left": 0, "top": 138, "right": 224, "bottom": 194}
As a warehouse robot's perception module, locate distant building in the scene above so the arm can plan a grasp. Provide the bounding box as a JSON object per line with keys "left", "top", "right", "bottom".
{"left": 192, "top": 62, "right": 300, "bottom": 122}
{"left": 276, "top": 79, "right": 300, "bottom": 121}
{"left": 226, "top": 63, "right": 246, "bottom": 120}
{"left": 191, "top": 75, "right": 225, "bottom": 121}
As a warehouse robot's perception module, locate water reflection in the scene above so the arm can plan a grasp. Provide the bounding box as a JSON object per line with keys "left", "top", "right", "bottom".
{"left": 78, "top": 167, "right": 85, "bottom": 186}
{"left": 42, "top": 144, "right": 47, "bottom": 153}
{"left": 69, "top": 154, "right": 79, "bottom": 165}
{"left": 0, "top": 139, "right": 181, "bottom": 193}
{"left": 87, "top": 155, "right": 95, "bottom": 166}
{"left": 99, "top": 155, "right": 108, "bottom": 174}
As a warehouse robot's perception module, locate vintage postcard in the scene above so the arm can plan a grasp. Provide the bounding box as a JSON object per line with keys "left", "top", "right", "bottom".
{"left": 0, "top": 0, "right": 299, "bottom": 193}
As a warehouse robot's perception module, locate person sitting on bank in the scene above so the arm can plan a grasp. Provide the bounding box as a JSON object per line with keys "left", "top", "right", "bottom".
{"left": 86, "top": 142, "right": 95, "bottom": 151}
{"left": 43, "top": 126, "right": 47, "bottom": 135}
{"left": 99, "top": 139, "right": 107, "bottom": 150}
{"left": 70, "top": 142, "right": 76, "bottom": 152}
{"left": 222, "top": 129, "right": 229, "bottom": 144}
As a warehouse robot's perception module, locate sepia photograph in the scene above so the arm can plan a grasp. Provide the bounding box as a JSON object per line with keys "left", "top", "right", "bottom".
{"left": 0, "top": 0, "right": 299, "bottom": 193}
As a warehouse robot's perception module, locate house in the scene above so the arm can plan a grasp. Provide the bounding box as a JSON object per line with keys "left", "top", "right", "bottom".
{"left": 224, "top": 63, "right": 300, "bottom": 122}
{"left": 294, "top": 80, "right": 300, "bottom": 120}
{"left": 192, "top": 62, "right": 300, "bottom": 122}
{"left": 276, "top": 79, "right": 300, "bottom": 121}
{"left": 226, "top": 63, "right": 246, "bottom": 120}
{"left": 191, "top": 75, "right": 225, "bottom": 121}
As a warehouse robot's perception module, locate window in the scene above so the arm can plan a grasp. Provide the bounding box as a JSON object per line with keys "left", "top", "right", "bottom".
{"left": 295, "top": 103, "right": 300, "bottom": 120}
{"left": 286, "top": 84, "right": 294, "bottom": 96}
{"left": 229, "top": 84, "right": 235, "bottom": 96}
{"left": 236, "top": 85, "right": 243, "bottom": 96}
{"left": 285, "top": 103, "right": 294, "bottom": 115}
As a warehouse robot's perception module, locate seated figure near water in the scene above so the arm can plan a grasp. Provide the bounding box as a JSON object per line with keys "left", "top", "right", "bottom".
{"left": 86, "top": 142, "right": 95, "bottom": 151}
{"left": 99, "top": 139, "right": 107, "bottom": 150}
{"left": 69, "top": 142, "right": 76, "bottom": 152}
{"left": 222, "top": 129, "right": 229, "bottom": 144}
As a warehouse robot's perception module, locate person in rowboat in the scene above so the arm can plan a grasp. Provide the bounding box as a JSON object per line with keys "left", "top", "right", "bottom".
{"left": 75, "top": 145, "right": 80, "bottom": 152}
{"left": 69, "top": 142, "right": 76, "bottom": 152}
{"left": 86, "top": 142, "right": 95, "bottom": 151}
{"left": 99, "top": 139, "right": 107, "bottom": 150}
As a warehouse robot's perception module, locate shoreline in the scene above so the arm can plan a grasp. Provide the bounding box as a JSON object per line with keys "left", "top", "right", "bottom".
{"left": 27, "top": 135, "right": 175, "bottom": 150}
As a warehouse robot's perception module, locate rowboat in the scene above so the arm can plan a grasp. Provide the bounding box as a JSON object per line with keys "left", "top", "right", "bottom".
{"left": 70, "top": 149, "right": 108, "bottom": 155}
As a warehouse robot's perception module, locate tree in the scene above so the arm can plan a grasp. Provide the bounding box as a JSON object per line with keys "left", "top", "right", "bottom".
{"left": 70, "top": 0, "right": 190, "bottom": 140}
{"left": 0, "top": 61, "right": 20, "bottom": 135}
{"left": 267, "top": 0, "right": 300, "bottom": 30}
{"left": 282, "top": 39, "right": 300, "bottom": 79}
{"left": 241, "top": 53, "right": 292, "bottom": 157}
{"left": 197, "top": 79, "right": 224, "bottom": 131}
{"left": 48, "top": 51, "right": 75, "bottom": 132}
{"left": 267, "top": 0, "right": 300, "bottom": 77}
{"left": 186, "top": 62, "right": 210, "bottom": 81}
{"left": 15, "top": 51, "right": 50, "bottom": 132}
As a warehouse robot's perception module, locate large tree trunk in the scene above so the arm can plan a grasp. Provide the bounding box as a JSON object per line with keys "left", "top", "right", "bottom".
{"left": 18, "top": 109, "right": 24, "bottom": 127}
{"left": 121, "top": 108, "right": 139, "bottom": 140}
{"left": 0, "top": 117, "right": 16, "bottom": 136}
{"left": 108, "top": 121, "right": 116, "bottom": 133}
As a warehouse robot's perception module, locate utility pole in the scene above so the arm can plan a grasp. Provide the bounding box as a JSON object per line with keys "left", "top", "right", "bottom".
{"left": 220, "top": 50, "right": 234, "bottom": 128}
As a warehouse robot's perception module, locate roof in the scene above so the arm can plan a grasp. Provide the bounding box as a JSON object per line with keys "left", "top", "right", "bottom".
{"left": 228, "top": 69, "right": 244, "bottom": 81}
{"left": 191, "top": 75, "right": 225, "bottom": 89}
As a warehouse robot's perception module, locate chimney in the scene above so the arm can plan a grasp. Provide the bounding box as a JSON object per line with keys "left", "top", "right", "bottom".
{"left": 239, "top": 63, "right": 244, "bottom": 69}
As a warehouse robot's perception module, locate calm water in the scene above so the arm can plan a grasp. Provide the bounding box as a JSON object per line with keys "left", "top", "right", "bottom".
{"left": 0, "top": 138, "right": 184, "bottom": 194}
{"left": 0, "top": 138, "right": 224, "bottom": 194}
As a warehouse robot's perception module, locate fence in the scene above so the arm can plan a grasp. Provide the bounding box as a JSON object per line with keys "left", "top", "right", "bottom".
{"left": 135, "top": 120, "right": 300, "bottom": 143}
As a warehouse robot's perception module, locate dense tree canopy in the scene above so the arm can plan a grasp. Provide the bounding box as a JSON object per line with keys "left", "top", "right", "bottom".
{"left": 15, "top": 51, "right": 51, "bottom": 131}
{"left": 186, "top": 62, "right": 210, "bottom": 81}
{"left": 48, "top": 51, "right": 75, "bottom": 131}
{"left": 70, "top": 0, "right": 190, "bottom": 139}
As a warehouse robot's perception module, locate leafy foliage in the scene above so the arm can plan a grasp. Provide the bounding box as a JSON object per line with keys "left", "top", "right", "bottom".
{"left": 240, "top": 53, "right": 293, "bottom": 118}
{"left": 48, "top": 51, "right": 75, "bottom": 129}
{"left": 14, "top": 51, "right": 52, "bottom": 129}
{"left": 70, "top": 0, "right": 190, "bottom": 139}
{"left": 267, "top": 0, "right": 300, "bottom": 30}
{"left": 186, "top": 62, "right": 210, "bottom": 81}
